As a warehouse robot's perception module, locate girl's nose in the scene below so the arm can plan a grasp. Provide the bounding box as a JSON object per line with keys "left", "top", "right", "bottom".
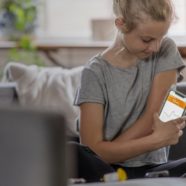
{"left": 148, "top": 40, "right": 161, "bottom": 53}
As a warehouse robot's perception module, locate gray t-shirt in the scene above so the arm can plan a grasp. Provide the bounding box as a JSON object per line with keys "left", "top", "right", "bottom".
{"left": 74, "top": 37, "right": 185, "bottom": 167}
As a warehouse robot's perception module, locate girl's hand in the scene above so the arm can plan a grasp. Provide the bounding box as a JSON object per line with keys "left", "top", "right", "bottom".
{"left": 152, "top": 113, "right": 186, "bottom": 146}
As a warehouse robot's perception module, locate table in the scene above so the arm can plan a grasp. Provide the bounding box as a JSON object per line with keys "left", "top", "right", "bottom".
{"left": 69, "top": 178, "right": 186, "bottom": 186}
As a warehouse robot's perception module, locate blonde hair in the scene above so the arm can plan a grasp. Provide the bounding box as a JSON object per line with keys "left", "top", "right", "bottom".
{"left": 113, "top": 0, "right": 175, "bottom": 32}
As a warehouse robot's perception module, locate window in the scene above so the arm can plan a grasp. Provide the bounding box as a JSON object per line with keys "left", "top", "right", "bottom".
{"left": 38, "top": 0, "right": 186, "bottom": 40}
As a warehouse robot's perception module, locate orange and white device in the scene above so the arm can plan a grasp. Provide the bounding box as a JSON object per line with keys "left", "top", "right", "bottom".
{"left": 159, "top": 89, "right": 186, "bottom": 122}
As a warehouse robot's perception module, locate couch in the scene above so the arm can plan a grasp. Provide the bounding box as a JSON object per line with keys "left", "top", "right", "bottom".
{"left": 1, "top": 62, "right": 186, "bottom": 160}
{"left": 2, "top": 62, "right": 83, "bottom": 137}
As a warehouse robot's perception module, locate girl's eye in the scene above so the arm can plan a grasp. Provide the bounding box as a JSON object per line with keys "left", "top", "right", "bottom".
{"left": 142, "top": 39, "right": 152, "bottom": 43}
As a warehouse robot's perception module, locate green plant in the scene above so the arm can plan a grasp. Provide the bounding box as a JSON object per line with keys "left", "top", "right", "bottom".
{"left": 0, "top": 0, "right": 45, "bottom": 69}
{"left": 8, "top": 35, "right": 44, "bottom": 66}
{"left": 0, "top": 0, "right": 38, "bottom": 40}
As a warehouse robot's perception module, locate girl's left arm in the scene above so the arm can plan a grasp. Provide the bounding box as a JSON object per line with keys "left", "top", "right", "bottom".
{"left": 115, "top": 69, "right": 177, "bottom": 142}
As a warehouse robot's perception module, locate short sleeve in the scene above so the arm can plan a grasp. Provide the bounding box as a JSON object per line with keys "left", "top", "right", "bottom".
{"left": 155, "top": 38, "right": 185, "bottom": 74}
{"left": 74, "top": 68, "right": 105, "bottom": 106}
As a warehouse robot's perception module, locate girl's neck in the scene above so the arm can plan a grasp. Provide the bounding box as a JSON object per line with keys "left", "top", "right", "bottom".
{"left": 101, "top": 32, "right": 138, "bottom": 68}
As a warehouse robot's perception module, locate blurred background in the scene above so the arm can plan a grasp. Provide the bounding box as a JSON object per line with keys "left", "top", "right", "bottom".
{"left": 36, "top": 0, "right": 186, "bottom": 39}
{"left": 0, "top": 0, "right": 186, "bottom": 72}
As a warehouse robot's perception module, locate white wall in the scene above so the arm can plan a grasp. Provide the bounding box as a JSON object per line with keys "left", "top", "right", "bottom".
{"left": 37, "top": 0, "right": 186, "bottom": 38}
{"left": 41, "top": 0, "right": 113, "bottom": 38}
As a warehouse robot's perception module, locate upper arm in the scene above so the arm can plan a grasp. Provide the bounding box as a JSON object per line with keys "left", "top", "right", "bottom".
{"left": 79, "top": 103, "right": 104, "bottom": 149}
{"left": 115, "top": 69, "right": 177, "bottom": 142}
{"left": 146, "top": 37, "right": 183, "bottom": 113}
{"left": 145, "top": 69, "right": 177, "bottom": 114}
{"left": 140, "top": 69, "right": 177, "bottom": 133}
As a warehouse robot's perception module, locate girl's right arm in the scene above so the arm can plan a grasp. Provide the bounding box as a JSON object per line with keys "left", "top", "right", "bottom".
{"left": 80, "top": 102, "right": 186, "bottom": 164}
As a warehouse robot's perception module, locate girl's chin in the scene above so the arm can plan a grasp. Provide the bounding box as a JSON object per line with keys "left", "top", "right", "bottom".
{"left": 139, "top": 52, "right": 153, "bottom": 59}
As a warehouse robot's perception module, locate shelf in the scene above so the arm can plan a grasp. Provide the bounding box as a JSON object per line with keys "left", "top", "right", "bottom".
{"left": 0, "top": 37, "right": 186, "bottom": 57}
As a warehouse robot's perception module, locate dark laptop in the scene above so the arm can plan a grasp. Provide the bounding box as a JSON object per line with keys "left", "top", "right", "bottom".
{"left": 0, "top": 106, "right": 68, "bottom": 186}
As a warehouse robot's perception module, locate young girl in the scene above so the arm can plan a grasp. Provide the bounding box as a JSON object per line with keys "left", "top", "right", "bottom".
{"left": 73, "top": 0, "right": 186, "bottom": 182}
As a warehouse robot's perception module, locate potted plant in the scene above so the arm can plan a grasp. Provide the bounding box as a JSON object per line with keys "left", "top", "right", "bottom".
{"left": 0, "top": 0, "right": 44, "bottom": 70}
{"left": 0, "top": 0, "right": 38, "bottom": 40}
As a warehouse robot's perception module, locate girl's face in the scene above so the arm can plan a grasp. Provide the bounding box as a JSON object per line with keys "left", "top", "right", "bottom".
{"left": 122, "top": 19, "right": 171, "bottom": 59}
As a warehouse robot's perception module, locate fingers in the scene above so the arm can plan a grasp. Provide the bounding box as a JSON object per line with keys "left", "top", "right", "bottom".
{"left": 171, "top": 116, "right": 186, "bottom": 125}
{"left": 176, "top": 122, "right": 186, "bottom": 130}
{"left": 176, "top": 121, "right": 185, "bottom": 138}
{"left": 181, "top": 116, "right": 186, "bottom": 120}
{"left": 178, "top": 130, "right": 183, "bottom": 137}
{"left": 178, "top": 116, "right": 186, "bottom": 122}
{"left": 154, "top": 113, "right": 186, "bottom": 134}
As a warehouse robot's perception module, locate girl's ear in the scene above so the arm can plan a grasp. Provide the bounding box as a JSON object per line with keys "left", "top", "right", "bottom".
{"left": 115, "top": 17, "right": 124, "bottom": 29}
{"left": 115, "top": 17, "right": 129, "bottom": 33}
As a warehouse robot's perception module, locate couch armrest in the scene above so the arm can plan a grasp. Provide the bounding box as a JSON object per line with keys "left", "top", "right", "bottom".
{"left": 169, "top": 128, "right": 186, "bottom": 160}
{"left": 0, "top": 82, "right": 18, "bottom": 105}
{"left": 168, "top": 82, "right": 186, "bottom": 160}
